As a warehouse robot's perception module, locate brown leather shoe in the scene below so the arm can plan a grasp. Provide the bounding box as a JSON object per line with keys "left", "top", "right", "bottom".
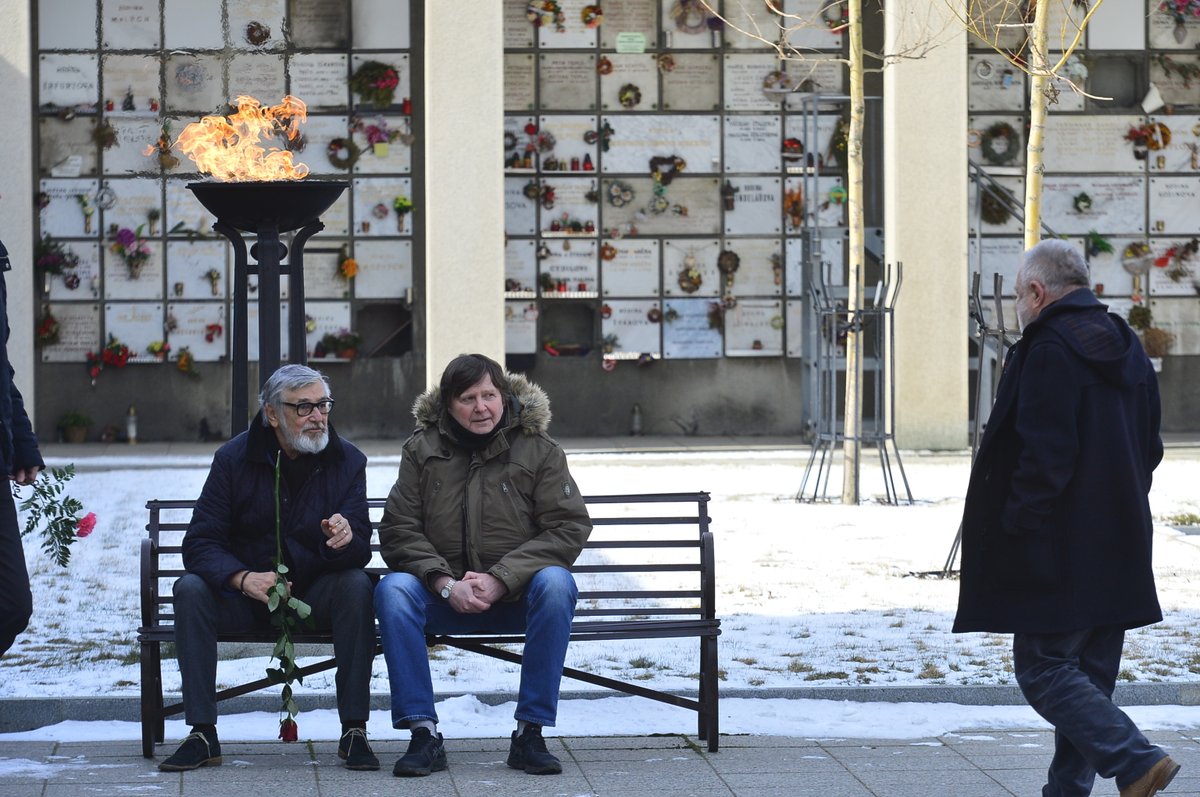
{"left": 1120, "top": 756, "right": 1181, "bottom": 797}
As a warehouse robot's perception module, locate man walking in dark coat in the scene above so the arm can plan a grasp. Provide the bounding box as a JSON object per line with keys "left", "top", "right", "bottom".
{"left": 953, "top": 239, "right": 1178, "bottom": 797}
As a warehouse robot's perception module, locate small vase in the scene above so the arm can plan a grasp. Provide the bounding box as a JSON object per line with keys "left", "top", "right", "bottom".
{"left": 373, "top": 142, "right": 389, "bottom": 157}
{"left": 64, "top": 426, "right": 88, "bottom": 444}
{"left": 1174, "top": 21, "right": 1188, "bottom": 44}
{"left": 337, "top": 348, "right": 357, "bottom": 360}
{"left": 396, "top": 214, "right": 407, "bottom": 232}
{"left": 130, "top": 263, "right": 143, "bottom": 280}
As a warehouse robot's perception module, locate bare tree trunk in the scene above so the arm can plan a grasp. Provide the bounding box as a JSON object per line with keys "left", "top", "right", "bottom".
{"left": 1023, "top": 0, "right": 1050, "bottom": 248}
{"left": 841, "top": 0, "right": 866, "bottom": 505}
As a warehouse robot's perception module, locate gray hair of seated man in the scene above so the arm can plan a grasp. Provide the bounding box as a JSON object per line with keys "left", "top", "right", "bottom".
{"left": 258, "top": 364, "right": 331, "bottom": 426}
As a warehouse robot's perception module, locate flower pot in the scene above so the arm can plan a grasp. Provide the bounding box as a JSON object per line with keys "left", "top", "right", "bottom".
{"left": 64, "top": 426, "right": 88, "bottom": 444}
{"left": 337, "top": 348, "right": 357, "bottom": 360}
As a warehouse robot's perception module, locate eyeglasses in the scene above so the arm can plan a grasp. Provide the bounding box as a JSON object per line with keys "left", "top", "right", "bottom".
{"left": 281, "top": 399, "right": 335, "bottom": 417}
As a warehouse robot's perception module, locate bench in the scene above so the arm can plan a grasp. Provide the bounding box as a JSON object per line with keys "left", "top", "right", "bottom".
{"left": 139, "top": 491, "right": 720, "bottom": 757}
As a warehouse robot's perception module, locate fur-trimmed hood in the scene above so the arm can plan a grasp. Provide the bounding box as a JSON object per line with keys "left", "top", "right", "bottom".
{"left": 411, "top": 372, "right": 552, "bottom": 436}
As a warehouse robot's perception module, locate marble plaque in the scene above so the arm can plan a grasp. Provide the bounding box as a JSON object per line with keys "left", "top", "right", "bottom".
{"left": 1152, "top": 54, "right": 1200, "bottom": 107}
{"left": 102, "top": 54, "right": 161, "bottom": 116}
{"left": 602, "top": 300, "right": 661, "bottom": 357}
{"left": 661, "top": 53, "right": 721, "bottom": 111}
{"left": 165, "top": 240, "right": 228, "bottom": 301}
{"left": 1148, "top": 115, "right": 1200, "bottom": 173}
{"left": 785, "top": 234, "right": 844, "bottom": 292}
{"left": 167, "top": 302, "right": 229, "bottom": 362}
{"left": 785, "top": 0, "right": 845, "bottom": 50}
{"left": 968, "top": 236, "right": 1023, "bottom": 297}
{"left": 662, "top": 239, "right": 721, "bottom": 299}
{"left": 505, "top": 301, "right": 539, "bottom": 354}
{"left": 1149, "top": 9, "right": 1199, "bottom": 49}
{"left": 308, "top": 191, "right": 350, "bottom": 238}
{"left": 39, "top": 117, "right": 98, "bottom": 177}
{"left": 663, "top": 297, "right": 722, "bottom": 359}
{"left": 661, "top": 2, "right": 721, "bottom": 49}
{"left": 600, "top": 54, "right": 660, "bottom": 111}
{"left": 721, "top": 238, "right": 782, "bottom": 296}
{"left": 538, "top": 0, "right": 599, "bottom": 48}
{"left": 1087, "top": 0, "right": 1145, "bottom": 50}
{"left": 539, "top": 115, "right": 598, "bottom": 174}
{"left": 293, "top": 115, "right": 352, "bottom": 177}
{"left": 353, "top": 116, "right": 414, "bottom": 175}
{"left": 967, "top": 115, "right": 1024, "bottom": 170}
{"left": 783, "top": 114, "right": 840, "bottom": 170}
{"left": 969, "top": 176, "right": 1024, "bottom": 235}
{"left": 1087, "top": 237, "right": 1143, "bottom": 299}
{"left": 288, "top": 54, "right": 348, "bottom": 109}
{"left": 340, "top": 239, "right": 408, "bottom": 300}
{"left": 289, "top": 0, "right": 350, "bottom": 48}
{"left": 350, "top": 54, "right": 410, "bottom": 110}
{"left": 164, "top": 0, "right": 223, "bottom": 49}
{"left": 725, "top": 298, "right": 784, "bottom": 356}
{"left": 41, "top": 302, "right": 101, "bottom": 363}
{"left": 226, "top": 0, "right": 286, "bottom": 50}
{"left": 965, "top": 1, "right": 1028, "bottom": 51}
{"left": 106, "top": 117, "right": 166, "bottom": 175}
{"left": 505, "top": 177, "right": 538, "bottom": 235}
{"left": 101, "top": 0, "right": 159, "bottom": 49}
{"left": 165, "top": 180, "right": 218, "bottom": 240}
{"left": 351, "top": 177, "right": 413, "bottom": 237}
{"left": 785, "top": 298, "right": 805, "bottom": 358}
{"left": 968, "top": 54, "right": 1027, "bottom": 112}
{"left": 505, "top": 240, "right": 538, "bottom": 293}
{"left": 505, "top": 54, "right": 536, "bottom": 112}
{"left": 294, "top": 244, "right": 345, "bottom": 300}
{"left": 166, "top": 55, "right": 225, "bottom": 114}
{"left": 784, "top": 58, "right": 845, "bottom": 110}
{"left": 38, "top": 178, "right": 100, "bottom": 238}
{"left": 812, "top": 176, "right": 848, "bottom": 228}
{"left": 105, "top": 241, "right": 164, "bottom": 300}
{"left": 1148, "top": 238, "right": 1200, "bottom": 297}
{"left": 540, "top": 177, "right": 597, "bottom": 234}
{"left": 602, "top": 240, "right": 660, "bottom": 296}
{"left": 1150, "top": 296, "right": 1200, "bottom": 356}
{"left": 1042, "top": 176, "right": 1146, "bottom": 235}
{"left": 100, "top": 178, "right": 161, "bottom": 234}
{"left": 1041, "top": 114, "right": 1143, "bottom": 173}
{"left": 229, "top": 55, "right": 287, "bottom": 105}
{"left": 601, "top": 0, "right": 658, "bottom": 48}
{"left": 725, "top": 116, "right": 782, "bottom": 173}
{"left": 503, "top": 0, "right": 535, "bottom": 48}
{"left": 1149, "top": 176, "right": 1200, "bottom": 235}
{"left": 601, "top": 115, "right": 721, "bottom": 173}
{"left": 604, "top": 177, "right": 722, "bottom": 236}
{"left": 540, "top": 53, "right": 597, "bottom": 111}
{"left": 105, "top": 302, "right": 164, "bottom": 360}
{"left": 247, "top": 300, "right": 292, "bottom": 361}
{"left": 39, "top": 54, "right": 99, "bottom": 110}
{"left": 724, "top": 177, "right": 782, "bottom": 235}
{"left": 46, "top": 242, "right": 101, "bottom": 302}
{"left": 724, "top": 53, "right": 786, "bottom": 112}
{"left": 39, "top": 0, "right": 98, "bottom": 49}
{"left": 540, "top": 239, "right": 598, "bottom": 292}
{"left": 723, "top": 0, "right": 786, "bottom": 50}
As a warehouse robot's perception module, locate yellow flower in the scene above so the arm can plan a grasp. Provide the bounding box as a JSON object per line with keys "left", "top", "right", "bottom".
{"left": 338, "top": 257, "right": 358, "bottom": 279}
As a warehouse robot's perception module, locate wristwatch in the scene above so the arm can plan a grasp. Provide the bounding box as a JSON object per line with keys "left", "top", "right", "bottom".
{"left": 439, "top": 578, "right": 458, "bottom": 600}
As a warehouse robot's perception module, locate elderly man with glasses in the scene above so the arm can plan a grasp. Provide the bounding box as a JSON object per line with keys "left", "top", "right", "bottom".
{"left": 160, "top": 364, "right": 378, "bottom": 773}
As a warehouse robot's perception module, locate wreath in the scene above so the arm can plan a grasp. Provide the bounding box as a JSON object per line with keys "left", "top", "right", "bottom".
{"left": 672, "top": 0, "right": 711, "bottom": 34}
{"left": 599, "top": 242, "right": 618, "bottom": 261}
{"left": 326, "top": 137, "right": 361, "bottom": 170}
{"left": 1073, "top": 192, "right": 1093, "bottom": 213}
{"left": 658, "top": 54, "right": 676, "bottom": 73}
{"left": 762, "top": 70, "right": 792, "bottom": 94}
{"left": 678, "top": 266, "right": 703, "bottom": 293}
{"left": 980, "top": 190, "right": 1010, "bottom": 225}
{"left": 607, "top": 180, "right": 635, "bottom": 207}
{"left": 822, "top": 0, "right": 848, "bottom": 30}
{"left": 1125, "top": 122, "right": 1171, "bottom": 152}
{"left": 581, "top": 4, "right": 603, "bottom": 27}
{"left": 618, "top": 83, "right": 642, "bottom": 109}
{"left": 649, "top": 155, "right": 686, "bottom": 185}
{"left": 717, "top": 250, "right": 741, "bottom": 276}
{"left": 596, "top": 56, "right": 613, "bottom": 75}
{"left": 504, "top": 130, "right": 518, "bottom": 150}
{"left": 349, "top": 60, "right": 401, "bottom": 108}
{"left": 980, "top": 121, "right": 1020, "bottom": 166}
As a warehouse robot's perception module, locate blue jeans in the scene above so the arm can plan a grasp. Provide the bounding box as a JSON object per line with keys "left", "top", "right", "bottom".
{"left": 1013, "top": 627, "right": 1166, "bottom": 796}
{"left": 374, "top": 567, "right": 578, "bottom": 729}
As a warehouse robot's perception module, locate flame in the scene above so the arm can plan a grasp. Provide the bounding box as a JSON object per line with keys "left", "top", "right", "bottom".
{"left": 160, "top": 95, "right": 310, "bottom": 182}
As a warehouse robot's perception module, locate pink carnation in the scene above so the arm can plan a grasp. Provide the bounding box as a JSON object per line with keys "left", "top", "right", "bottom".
{"left": 75, "top": 512, "right": 97, "bottom": 538}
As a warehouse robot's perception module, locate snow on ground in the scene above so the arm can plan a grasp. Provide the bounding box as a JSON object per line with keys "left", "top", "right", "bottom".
{"left": 3, "top": 446, "right": 1200, "bottom": 742}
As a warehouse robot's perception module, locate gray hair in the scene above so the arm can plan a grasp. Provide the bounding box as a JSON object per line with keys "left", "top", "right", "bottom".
{"left": 259, "top": 364, "right": 330, "bottom": 426}
{"left": 1020, "top": 239, "right": 1090, "bottom": 298}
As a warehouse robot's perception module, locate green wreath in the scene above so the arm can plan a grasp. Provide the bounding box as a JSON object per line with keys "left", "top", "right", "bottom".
{"left": 980, "top": 190, "right": 1010, "bottom": 225}
{"left": 980, "top": 122, "right": 1020, "bottom": 166}
{"left": 326, "top": 137, "right": 361, "bottom": 170}
{"left": 349, "top": 60, "right": 400, "bottom": 108}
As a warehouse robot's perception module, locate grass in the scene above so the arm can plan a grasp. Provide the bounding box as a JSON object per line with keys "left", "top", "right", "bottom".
{"left": 917, "top": 661, "right": 946, "bottom": 680}
{"left": 787, "top": 660, "right": 814, "bottom": 674}
{"left": 1162, "top": 512, "right": 1200, "bottom": 526}
{"left": 804, "top": 670, "right": 850, "bottom": 681}
{"left": 628, "top": 656, "right": 655, "bottom": 669}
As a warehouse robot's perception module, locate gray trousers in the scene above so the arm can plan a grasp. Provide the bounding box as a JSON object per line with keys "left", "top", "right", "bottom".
{"left": 172, "top": 569, "right": 375, "bottom": 726}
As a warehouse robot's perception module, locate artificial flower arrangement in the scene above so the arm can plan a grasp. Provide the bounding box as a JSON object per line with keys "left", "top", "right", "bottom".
{"left": 317, "top": 328, "right": 363, "bottom": 359}
{"left": 109, "top": 225, "right": 152, "bottom": 278}
{"left": 33, "top": 235, "right": 80, "bottom": 275}
{"left": 85, "top": 334, "right": 133, "bottom": 385}
{"left": 337, "top": 247, "right": 358, "bottom": 280}
{"left": 393, "top": 195, "right": 414, "bottom": 232}
{"left": 203, "top": 268, "right": 222, "bottom": 296}
{"left": 146, "top": 340, "right": 171, "bottom": 361}
{"left": 175, "top": 346, "right": 199, "bottom": 379}
{"left": 353, "top": 117, "right": 401, "bottom": 157}
{"left": 36, "top": 311, "right": 60, "bottom": 345}
{"left": 13, "top": 465, "right": 94, "bottom": 567}
{"left": 349, "top": 61, "right": 401, "bottom": 107}
{"left": 1159, "top": 0, "right": 1200, "bottom": 24}
{"left": 77, "top": 194, "right": 96, "bottom": 233}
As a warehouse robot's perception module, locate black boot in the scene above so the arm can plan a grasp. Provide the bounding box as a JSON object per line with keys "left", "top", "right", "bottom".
{"left": 507, "top": 724, "right": 562, "bottom": 775}
{"left": 159, "top": 728, "right": 221, "bottom": 771}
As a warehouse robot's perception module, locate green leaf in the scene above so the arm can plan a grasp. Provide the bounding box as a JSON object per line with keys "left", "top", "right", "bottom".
{"left": 294, "top": 599, "right": 312, "bottom": 620}
{"left": 276, "top": 563, "right": 289, "bottom": 575}
{"left": 267, "top": 592, "right": 280, "bottom": 612}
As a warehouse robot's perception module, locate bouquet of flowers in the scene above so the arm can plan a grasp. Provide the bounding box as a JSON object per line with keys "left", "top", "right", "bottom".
{"left": 34, "top": 236, "right": 80, "bottom": 275}
{"left": 175, "top": 346, "right": 199, "bottom": 379}
{"left": 349, "top": 61, "right": 400, "bottom": 107}
{"left": 337, "top": 247, "right": 358, "bottom": 280}
{"left": 146, "top": 340, "right": 170, "bottom": 361}
{"left": 36, "top": 311, "right": 60, "bottom": 345}
{"left": 13, "top": 465, "right": 94, "bottom": 567}
{"left": 1159, "top": 0, "right": 1200, "bottom": 24}
{"left": 110, "top": 226, "right": 152, "bottom": 278}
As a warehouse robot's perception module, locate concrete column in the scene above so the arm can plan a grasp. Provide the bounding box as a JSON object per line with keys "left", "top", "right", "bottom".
{"left": 422, "top": 1, "right": 505, "bottom": 383}
{"left": 883, "top": 2, "right": 969, "bottom": 450}
{"left": 0, "top": 3, "right": 37, "bottom": 423}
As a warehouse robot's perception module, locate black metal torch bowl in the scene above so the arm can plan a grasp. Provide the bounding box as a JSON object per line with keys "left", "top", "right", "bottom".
{"left": 187, "top": 180, "right": 349, "bottom": 233}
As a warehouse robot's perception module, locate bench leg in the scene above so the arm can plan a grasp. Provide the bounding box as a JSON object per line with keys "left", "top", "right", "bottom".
{"left": 140, "top": 642, "right": 163, "bottom": 758}
{"left": 699, "top": 635, "right": 719, "bottom": 752}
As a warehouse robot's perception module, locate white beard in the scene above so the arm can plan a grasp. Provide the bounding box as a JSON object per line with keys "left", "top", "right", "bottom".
{"left": 282, "top": 422, "right": 328, "bottom": 455}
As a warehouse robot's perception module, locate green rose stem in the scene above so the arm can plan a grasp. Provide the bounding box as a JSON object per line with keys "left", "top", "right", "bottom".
{"left": 265, "top": 452, "right": 312, "bottom": 741}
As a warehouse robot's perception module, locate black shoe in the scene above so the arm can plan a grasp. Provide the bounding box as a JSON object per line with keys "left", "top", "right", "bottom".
{"left": 392, "top": 727, "right": 447, "bottom": 777}
{"left": 507, "top": 725, "right": 562, "bottom": 775}
{"left": 338, "top": 727, "right": 380, "bottom": 771}
{"left": 158, "top": 729, "right": 222, "bottom": 772}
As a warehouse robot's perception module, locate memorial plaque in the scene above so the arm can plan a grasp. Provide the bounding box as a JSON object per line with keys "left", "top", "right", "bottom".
{"left": 721, "top": 238, "right": 782, "bottom": 296}
{"left": 230, "top": 56, "right": 287, "bottom": 105}
{"left": 602, "top": 239, "right": 660, "bottom": 296}
{"left": 309, "top": 191, "right": 351, "bottom": 238}
{"left": 604, "top": 176, "right": 722, "bottom": 236}
{"left": 46, "top": 242, "right": 101, "bottom": 302}
{"left": 724, "top": 177, "right": 782, "bottom": 235}
{"left": 969, "top": 176, "right": 1024, "bottom": 235}
{"left": 39, "top": 0, "right": 98, "bottom": 49}
{"left": 1152, "top": 54, "right": 1200, "bottom": 107}
{"left": 102, "top": 54, "right": 161, "bottom": 116}
{"left": 1046, "top": 73, "right": 1086, "bottom": 112}
{"left": 1042, "top": 176, "right": 1146, "bottom": 235}
{"left": 227, "top": 0, "right": 286, "bottom": 50}
{"left": 167, "top": 302, "right": 228, "bottom": 362}
{"left": 661, "top": 53, "right": 721, "bottom": 111}
{"left": 723, "top": 0, "right": 786, "bottom": 50}
{"left": 538, "top": 0, "right": 599, "bottom": 48}
{"left": 105, "top": 241, "right": 164, "bottom": 300}
{"left": 968, "top": 54, "right": 1027, "bottom": 112}
{"left": 1148, "top": 238, "right": 1199, "bottom": 297}
{"left": 661, "top": 2, "right": 721, "bottom": 49}
{"left": 101, "top": 0, "right": 159, "bottom": 50}
{"left": 248, "top": 300, "right": 292, "bottom": 361}
{"left": 106, "top": 117, "right": 165, "bottom": 175}
{"left": 503, "top": 0, "right": 535, "bottom": 48}
{"left": 965, "top": 2, "right": 1027, "bottom": 51}
{"left": 351, "top": 177, "right": 412, "bottom": 237}
{"left": 1149, "top": 9, "right": 1199, "bottom": 49}
{"left": 783, "top": 114, "right": 840, "bottom": 170}
{"left": 540, "top": 53, "right": 597, "bottom": 111}
{"left": 41, "top": 303, "right": 101, "bottom": 363}
{"left": 350, "top": 53, "right": 410, "bottom": 110}
{"left": 1087, "top": 0, "right": 1145, "bottom": 49}
{"left": 165, "top": 240, "right": 228, "bottom": 301}
{"left": 811, "top": 175, "right": 847, "bottom": 228}
{"left": 1087, "top": 237, "right": 1144, "bottom": 299}
{"left": 1042, "top": 114, "right": 1142, "bottom": 173}
{"left": 289, "top": 54, "right": 349, "bottom": 109}
{"left": 294, "top": 246, "right": 344, "bottom": 300}
{"left": 39, "top": 54, "right": 99, "bottom": 110}
{"left": 1149, "top": 176, "right": 1200, "bottom": 235}
{"left": 663, "top": 297, "right": 722, "bottom": 359}
{"left": 539, "top": 115, "right": 598, "bottom": 175}
{"left": 785, "top": 298, "right": 805, "bottom": 358}
{"left": 353, "top": 116, "right": 414, "bottom": 175}
{"left": 164, "top": 0, "right": 223, "bottom": 49}
{"left": 506, "top": 239, "right": 538, "bottom": 293}
{"left": 39, "top": 117, "right": 98, "bottom": 177}
{"left": 352, "top": 239, "right": 413, "bottom": 299}
{"left": 505, "top": 177, "right": 538, "bottom": 236}
{"left": 38, "top": 178, "right": 100, "bottom": 238}
{"left": 504, "top": 54, "right": 536, "bottom": 111}
{"left": 1148, "top": 114, "right": 1200, "bottom": 173}
{"left": 541, "top": 239, "right": 598, "bottom": 292}
{"left": 784, "top": 58, "right": 844, "bottom": 110}
{"left": 662, "top": 238, "right": 721, "bottom": 298}
{"left": 289, "top": 0, "right": 350, "bottom": 48}
{"left": 165, "top": 180, "right": 218, "bottom": 238}
{"left": 786, "top": 0, "right": 845, "bottom": 50}
{"left": 725, "top": 116, "right": 782, "bottom": 173}
{"left": 506, "top": 301, "right": 539, "bottom": 354}
{"left": 601, "top": 115, "right": 721, "bottom": 173}
{"left": 100, "top": 178, "right": 161, "bottom": 234}
{"left": 724, "top": 53, "right": 785, "bottom": 112}
{"left": 1150, "top": 296, "right": 1200, "bottom": 356}
{"left": 725, "top": 298, "right": 784, "bottom": 356}
{"left": 600, "top": 0, "right": 657, "bottom": 48}
{"left": 968, "top": 115, "right": 1024, "bottom": 170}
{"left": 294, "top": 115, "right": 351, "bottom": 177}
{"left": 968, "top": 236, "right": 1023, "bottom": 297}
{"left": 105, "top": 302, "right": 164, "bottom": 359}
{"left": 165, "top": 54, "right": 225, "bottom": 114}
{"left": 602, "top": 300, "right": 661, "bottom": 357}
{"left": 600, "top": 54, "right": 659, "bottom": 111}
{"left": 539, "top": 177, "right": 597, "bottom": 234}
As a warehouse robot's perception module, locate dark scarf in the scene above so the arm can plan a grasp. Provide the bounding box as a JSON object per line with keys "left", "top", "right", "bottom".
{"left": 446, "top": 407, "right": 508, "bottom": 451}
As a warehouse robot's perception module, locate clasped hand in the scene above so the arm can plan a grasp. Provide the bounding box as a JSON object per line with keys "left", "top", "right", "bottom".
{"left": 447, "top": 571, "right": 507, "bottom": 613}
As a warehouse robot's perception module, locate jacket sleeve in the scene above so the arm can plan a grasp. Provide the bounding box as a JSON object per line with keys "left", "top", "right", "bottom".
{"left": 316, "top": 446, "right": 373, "bottom": 570}
{"left": 489, "top": 442, "right": 592, "bottom": 596}
{"left": 181, "top": 449, "right": 249, "bottom": 592}
{"left": 1002, "top": 341, "right": 1080, "bottom": 534}
{"left": 379, "top": 449, "right": 453, "bottom": 586}
{"left": 6, "top": 365, "right": 44, "bottom": 472}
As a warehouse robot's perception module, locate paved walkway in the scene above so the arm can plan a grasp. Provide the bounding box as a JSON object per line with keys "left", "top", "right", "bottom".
{"left": 2, "top": 728, "right": 1198, "bottom": 796}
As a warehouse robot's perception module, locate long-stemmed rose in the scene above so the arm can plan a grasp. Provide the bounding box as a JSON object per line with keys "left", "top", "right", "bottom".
{"left": 13, "top": 465, "right": 94, "bottom": 567}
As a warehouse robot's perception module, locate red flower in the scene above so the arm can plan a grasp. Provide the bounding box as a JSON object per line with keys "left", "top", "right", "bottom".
{"left": 75, "top": 512, "right": 97, "bottom": 538}
{"left": 279, "top": 718, "right": 298, "bottom": 742}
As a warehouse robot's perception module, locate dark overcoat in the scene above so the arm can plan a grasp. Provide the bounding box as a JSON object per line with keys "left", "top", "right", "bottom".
{"left": 182, "top": 414, "right": 371, "bottom": 598}
{"left": 0, "top": 240, "right": 43, "bottom": 476}
{"left": 953, "top": 289, "right": 1163, "bottom": 634}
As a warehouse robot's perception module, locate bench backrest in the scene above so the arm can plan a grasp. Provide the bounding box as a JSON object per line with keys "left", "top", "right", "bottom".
{"left": 143, "top": 491, "right": 714, "bottom": 630}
